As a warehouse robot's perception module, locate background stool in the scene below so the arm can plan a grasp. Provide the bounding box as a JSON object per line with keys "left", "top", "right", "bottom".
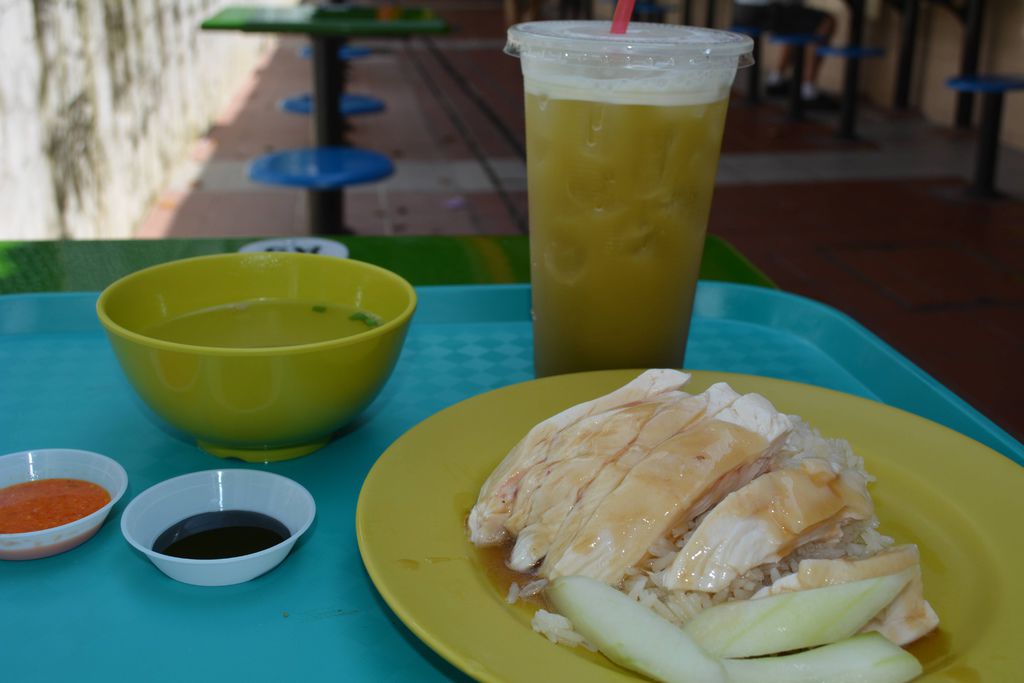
{"left": 768, "top": 33, "right": 825, "bottom": 121}
{"left": 945, "top": 75, "right": 1024, "bottom": 198}
{"left": 298, "top": 45, "right": 373, "bottom": 61}
{"left": 248, "top": 147, "right": 394, "bottom": 234}
{"left": 817, "top": 45, "right": 884, "bottom": 140}
{"left": 279, "top": 93, "right": 386, "bottom": 118}
{"left": 729, "top": 25, "right": 763, "bottom": 104}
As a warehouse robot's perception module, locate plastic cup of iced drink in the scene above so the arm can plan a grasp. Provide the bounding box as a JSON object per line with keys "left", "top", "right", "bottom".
{"left": 506, "top": 21, "right": 752, "bottom": 376}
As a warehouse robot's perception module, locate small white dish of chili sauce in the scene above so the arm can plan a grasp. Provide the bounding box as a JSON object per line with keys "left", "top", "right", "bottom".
{"left": 0, "top": 449, "right": 128, "bottom": 560}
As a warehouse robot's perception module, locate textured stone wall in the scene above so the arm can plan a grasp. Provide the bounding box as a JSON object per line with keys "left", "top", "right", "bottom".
{"left": 0, "top": 0, "right": 291, "bottom": 239}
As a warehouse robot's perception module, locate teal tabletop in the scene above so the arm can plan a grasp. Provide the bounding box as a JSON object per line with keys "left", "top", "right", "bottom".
{"left": 2, "top": 234, "right": 1019, "bottom": 683}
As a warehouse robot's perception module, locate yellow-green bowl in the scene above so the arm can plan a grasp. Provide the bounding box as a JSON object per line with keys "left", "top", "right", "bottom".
{"left": 96, "top": 252, "right": 416, "bottom": 462}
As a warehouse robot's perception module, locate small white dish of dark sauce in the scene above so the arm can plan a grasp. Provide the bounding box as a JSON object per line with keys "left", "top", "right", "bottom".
{"left": 120, "top": 469, "right": 315, "bottom": 586}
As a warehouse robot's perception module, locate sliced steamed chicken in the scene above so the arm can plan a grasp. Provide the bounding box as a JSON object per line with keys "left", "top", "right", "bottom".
{"left": 540, "top": 393, "right": 793, "bottom": 585}
{"left": 505, "top": 383, "right": 743, "bottom": 572}
{"left": 532, "top": 383, "right": 742, "bottom": 574}
{"left": 467, "top": 369, "right": 691, "bottom": 545}
{"left": 655, "top": 458, "right": 874, "bottom": 592}
{"left": 752, "top": 545, "right": 939, "bottom": 645}
{"left": 505, "top": 393, "right": 705, "bottom": 572}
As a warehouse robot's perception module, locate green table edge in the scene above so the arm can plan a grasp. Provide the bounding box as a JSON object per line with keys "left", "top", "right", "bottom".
{"left": 200, "top": 5, "right": 450, "bottom": 36}
{"left": 0, "top": 235, "right": 775, "bottom": 294}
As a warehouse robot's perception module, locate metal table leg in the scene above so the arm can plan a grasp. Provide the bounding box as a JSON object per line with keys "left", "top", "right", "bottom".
{"left": 679, "top": 0, "right": 692, "bottom": 25}
{"left": 311, "top": 35, "right": 347, "bottom": 234}
{"left": 748, "top": 32, "right": 761, "bottom": 104}
{"left": 970, "top": 92, "right": 1003, "bottom": 198}
{"left": 837, "top": 1, "right": 865, "bottom": 139}
{"left": 955, "top": 0, "right": 984, "bottom": 129}
{"left": 894, "top": 0, "right": 918, "bottom": 109}
{"left": 837, "top": 57, "right": 860, "bottom": 138}
{"left": 787, "top": 44, "right": 806, "bottom": 121}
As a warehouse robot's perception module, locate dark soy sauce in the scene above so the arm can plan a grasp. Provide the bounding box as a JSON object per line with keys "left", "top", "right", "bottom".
{"left": 153, "top": 510, "right": 291, "bottom": 560}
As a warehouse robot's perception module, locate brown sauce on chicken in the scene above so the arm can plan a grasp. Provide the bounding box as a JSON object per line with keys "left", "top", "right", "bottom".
{"left": 476, "top": 540, "right": 548, "bottom": 607}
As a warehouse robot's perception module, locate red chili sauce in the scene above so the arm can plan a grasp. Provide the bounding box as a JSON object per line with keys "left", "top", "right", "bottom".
{"left": 0, "top": 478, "right": 111, "bottom": 533}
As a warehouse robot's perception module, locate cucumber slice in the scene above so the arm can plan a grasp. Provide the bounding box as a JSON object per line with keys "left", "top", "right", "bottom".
{"left": 546, "top": 576, "right": 727, "bottom": 683}
{"left": 684, "top": 569, "right": 914, "bottom": 657}
{"left": 722, "top": 633, "right": 923, "bottom": 683}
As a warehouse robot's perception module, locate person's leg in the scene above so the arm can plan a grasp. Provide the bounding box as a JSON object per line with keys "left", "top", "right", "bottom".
{"left": 768, "top": 45, "right": 792, "bottom": 88}
{"left": 765, "top": 4, "right": 803, "bottom": 92}
{"left": 801, "top": 13, "right": 836, "bottom": 98}
{"left": 769, "top": 6, "right": 834, "bottom": 100}
{"left": 734, "top": 5, "right": 788, "bottom": 87}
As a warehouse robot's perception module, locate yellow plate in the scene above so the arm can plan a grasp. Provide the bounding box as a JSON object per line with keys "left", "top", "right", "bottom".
{"left": 356, "top": 370, "right": 1023, "bottom": 682}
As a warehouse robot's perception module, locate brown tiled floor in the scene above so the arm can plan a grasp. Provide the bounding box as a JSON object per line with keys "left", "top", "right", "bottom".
{"left": 709, "top": 178, "right": 1024, "bottom": 438}
{"left": 722, "top": 99, "right": 877, "bottom": 153}
{"left": 138, "top": 0, "right": 1024, "bottom": 444}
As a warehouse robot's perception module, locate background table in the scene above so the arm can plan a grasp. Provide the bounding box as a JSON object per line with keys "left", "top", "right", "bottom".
{"left": 201, "top": 5, "right": 450, "bottom": 233}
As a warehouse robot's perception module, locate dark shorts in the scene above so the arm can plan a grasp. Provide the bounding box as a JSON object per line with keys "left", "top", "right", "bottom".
{"left": 732, "top": 3, "right": 829, "bottom": 35}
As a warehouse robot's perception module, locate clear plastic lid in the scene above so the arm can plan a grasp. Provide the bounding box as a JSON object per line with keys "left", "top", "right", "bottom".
{"left": 506, "top": 21, "right": 754, "bottom": 71}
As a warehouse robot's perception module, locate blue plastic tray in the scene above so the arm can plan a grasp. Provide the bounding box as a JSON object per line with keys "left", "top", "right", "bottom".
{"left": 1, "top": 283, "right": 1019, "bottom": 682}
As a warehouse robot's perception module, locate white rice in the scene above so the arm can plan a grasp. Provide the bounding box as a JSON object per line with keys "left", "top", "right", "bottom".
{"left": 507, "top": 579, "right": 550, "bottom": 604}
{"left": 531, "top": 609, "right": 596, "bottom": 650}
{"left": 526, "top": 417, "right": 894, "bottom": 643}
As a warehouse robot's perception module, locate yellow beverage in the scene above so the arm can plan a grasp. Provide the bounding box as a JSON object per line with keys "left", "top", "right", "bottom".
{"left": 509, "top": 20, "right": 750, "bottom": 376}
{"left": 525, "top": 91, "right": 730, "bottom": 376}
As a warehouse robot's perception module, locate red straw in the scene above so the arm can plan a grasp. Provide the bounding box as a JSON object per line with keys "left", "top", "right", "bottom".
{"left": 610, "top": 0, "right": 636, "bottom": 34}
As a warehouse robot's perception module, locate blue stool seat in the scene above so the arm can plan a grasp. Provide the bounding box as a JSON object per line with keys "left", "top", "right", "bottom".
{"left": 729, "top": 24, "right": 763, "bottom": 38}
{"left": 248, "top": 147, "right": 394, "bottom": 190}
{"left": 817, "top": 45, "right": 884, "bottom": 59}
{"left": 279, "top": 93, "right": 386, "bottom": 117}
{"left": 298, "top": 45, "right": 373, "bottom": 61}
{"left": 946, "top": 75, "right": 1024, "bottom": 93}
{"left": 769, "top": 33, "right": 825, "bottom": 46}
